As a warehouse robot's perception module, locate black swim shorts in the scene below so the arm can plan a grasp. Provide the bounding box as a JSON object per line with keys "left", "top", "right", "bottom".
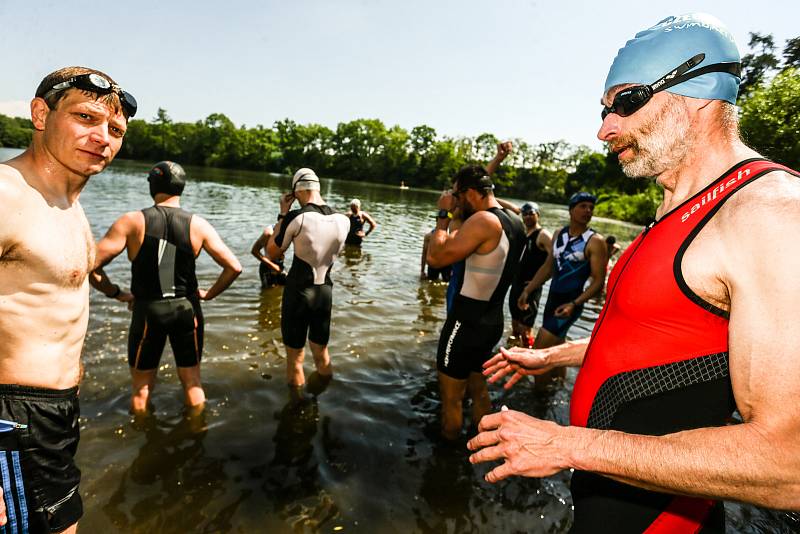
{"left": 0, "top": 385, "right": 82, "bottom": 533}
{"left": 281, "top": 281, "right": 333, "bottom": 349}
{"left": 128, "top": 296, "right": 204, "bottom": 370}
{"left": 436, "top": 316, "right": 503, "bottom": 380}
{"left": 508, "top": 282, "right": 542, "bottom": 328}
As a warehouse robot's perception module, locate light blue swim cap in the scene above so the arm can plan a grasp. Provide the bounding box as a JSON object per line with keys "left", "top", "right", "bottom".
{"left": 604, "top": 13, "right": 741, "bottom": 104}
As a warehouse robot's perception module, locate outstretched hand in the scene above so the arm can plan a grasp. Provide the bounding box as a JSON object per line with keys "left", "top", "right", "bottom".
{"left": 467, "top": 409, "right": 571, "bottom": 482}
{"left": 483, "top": 346, "right": 555, "bottom": 389}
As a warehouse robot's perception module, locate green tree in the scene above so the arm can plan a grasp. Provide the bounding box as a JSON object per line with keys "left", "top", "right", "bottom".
{"left": 740, "top": 68, "right": 800, "bottom": 168}
{"left": 739, "top": 32, "right": 780, "bottom": 98}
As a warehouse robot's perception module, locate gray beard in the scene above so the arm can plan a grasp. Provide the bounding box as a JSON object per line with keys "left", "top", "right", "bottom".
{"left": 620, "top": 97, "right": 694, "bottom": 179}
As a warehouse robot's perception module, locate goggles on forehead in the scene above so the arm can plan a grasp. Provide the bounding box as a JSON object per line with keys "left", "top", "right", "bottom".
{"left": 41, "top": 73, "right": 138, "bottom": 117}
{"left": 601, "top": 53, "right": 741, "bottom": 120}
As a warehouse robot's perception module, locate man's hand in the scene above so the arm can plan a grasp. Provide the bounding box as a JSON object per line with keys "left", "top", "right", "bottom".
{"left": 116, "top": 290, "right": 134, "bottom": 303}
{"left": 437, "top": 191, "right": 456, "bottom": 212}
{"left": 517, "top": 289, "right": 530, "bottom": 311}
{"left": 483, "top": 346, "right": 556, "bottom": 389}
{"left": 279, "top": 192, "right": 295, "bottom": 214}
{"left": 554, "top": 301, "right": 576, "bottom": 318}
{"left": 198, "top": 288, "right": 211, "bottom": 300}
{"left": 467, "top": 409, "right": 572, "bottom": 482}
{"left": 496, "top": 141, "right": 513, "bottom": 160}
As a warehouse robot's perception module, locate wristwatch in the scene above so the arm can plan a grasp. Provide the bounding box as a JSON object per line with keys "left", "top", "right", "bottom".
{"left": 277, "top": 213, "right": 286, "bottom": 221}
{"left": 437, "top": 209, "right": 451, "bottom": 219}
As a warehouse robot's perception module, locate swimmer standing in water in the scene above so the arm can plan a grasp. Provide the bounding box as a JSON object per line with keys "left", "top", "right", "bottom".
{"left": 345, "top": 198, "right": 377, "bottom": 247}
{"left": 470, "top": 13, "right": 800, "bottom": 532}
{"left": 251, "top": 225, "right": 287, "bottom": 288}
{"left": 91, "top": 161, "right": 242, "bottom": 415}
{"left": 267, "top": 168, "right": 349, "bottom": 394}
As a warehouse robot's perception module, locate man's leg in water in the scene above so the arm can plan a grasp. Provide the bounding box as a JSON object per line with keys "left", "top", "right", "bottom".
{"left": 177, "top": 364, "right": 206, "bottom": 414}
{"left": 533, "top": 328, "right": 565, "bottom": 393}
{"left": 438, "top": 372, "right": 468, "bottom": 440}
{"left": 285, "top": 345, "right": 306, "bottom": 386}
{"left": 467, "top": 372, "right": 492, "bottom": 427}
{"left": 130, "top": 368, "right": 158, "bottom": 414}
{"left": 308, "top": 340, "right": 332, "bottom": 377}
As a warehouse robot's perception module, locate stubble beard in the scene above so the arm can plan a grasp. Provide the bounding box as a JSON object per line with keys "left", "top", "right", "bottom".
{"left": 616, "top": 95, "right": 694, "bottom": 180}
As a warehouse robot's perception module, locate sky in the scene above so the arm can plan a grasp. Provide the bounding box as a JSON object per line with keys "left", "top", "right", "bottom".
{"left": 1, "top": 0, "right": 798, "bottom": 151}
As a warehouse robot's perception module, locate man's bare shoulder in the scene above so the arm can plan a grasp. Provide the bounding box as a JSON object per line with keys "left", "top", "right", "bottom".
{"left": 0, "top": 164, "right": 27, "bottom": 201}
{"left": 718, "top": 170, "right": 800, "bottom": 230}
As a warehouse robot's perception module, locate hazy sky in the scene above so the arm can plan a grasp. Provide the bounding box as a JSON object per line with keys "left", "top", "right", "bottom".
{"left": 1, "top": 0, "right": 798, "bottom": 151}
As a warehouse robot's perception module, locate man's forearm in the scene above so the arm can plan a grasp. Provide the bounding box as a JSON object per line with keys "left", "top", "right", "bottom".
{"left": 89, "top": 268, "right": 120, "bottom": 297}
{"left": 203, "top": 267, "right": 241, "bottom": 300}
{"left": 574, "top": 277, "right": 604, "bottom": 306}
{"left": 567, "top": 421, "right": 800, "bottom": 510}
{"left": 549, "top": 338, "right": 589, "bottom": 367}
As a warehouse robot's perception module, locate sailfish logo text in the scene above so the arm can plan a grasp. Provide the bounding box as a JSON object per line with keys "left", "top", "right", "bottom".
{"left": 681, "top": 168, "right": 751, "bottom": 222}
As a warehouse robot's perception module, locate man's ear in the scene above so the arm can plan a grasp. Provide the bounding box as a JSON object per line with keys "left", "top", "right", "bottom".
{"left": 30, "top": 97, "right": 50, "bottom": 132}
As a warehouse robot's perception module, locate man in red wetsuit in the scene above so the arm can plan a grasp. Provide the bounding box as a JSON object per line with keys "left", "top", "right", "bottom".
{"left": 468, "top": 12, "right": 800, "bottom": 533}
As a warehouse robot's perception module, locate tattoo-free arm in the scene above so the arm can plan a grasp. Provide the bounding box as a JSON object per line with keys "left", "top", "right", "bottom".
{"left": 195, "top": 216, "right": 242, "bottom": 300}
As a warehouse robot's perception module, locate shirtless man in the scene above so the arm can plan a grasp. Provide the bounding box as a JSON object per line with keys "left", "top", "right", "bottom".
{"left": 0, "top": 66, "right": 136, "bottom": 533}
{"left": 469, "top": 13, "right": 800, "bottom": 532}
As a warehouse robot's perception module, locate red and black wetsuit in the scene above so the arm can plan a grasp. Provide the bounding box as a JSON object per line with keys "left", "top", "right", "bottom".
{"left": 569, "top": 159, "right": 799, "bottom": 533}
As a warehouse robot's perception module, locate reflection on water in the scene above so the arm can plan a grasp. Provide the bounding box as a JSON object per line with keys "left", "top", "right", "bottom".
{"left": 0, "top": 148, "right": 789, "bottom": 532}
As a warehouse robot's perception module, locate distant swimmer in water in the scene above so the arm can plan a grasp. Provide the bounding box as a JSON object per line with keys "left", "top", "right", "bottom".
{"left": 251, "top": 225, "right": 286, "bottom": 288}
{"left": 345, "top": 198, "right": 377, "bottom": 247}
{"left": 605, "top": 235, "right": 621, "bottom": 268}
{"left": 400, "top": 181, "right": 409, "bottom": 189}
{"left": 267, "top": 168, "right": 349, "bottom": 391}
{"left": 92, "top": 161, "right": 242, "bottom": 415}
{"left": 0, "top": 65, "right": 136, "bottom": 532}
{"left": 516, "top": 191, "right": 607, "bottom": 391}
{"left": 427, "top": 166, "right": 526, "bottom": 440}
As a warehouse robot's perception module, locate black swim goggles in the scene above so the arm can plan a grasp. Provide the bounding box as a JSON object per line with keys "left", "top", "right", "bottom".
{"left": 41, "top": 73, "right": 138, "bottom": 118}
{"left": 601, "top": 53, "right": 741, "bottom": 120}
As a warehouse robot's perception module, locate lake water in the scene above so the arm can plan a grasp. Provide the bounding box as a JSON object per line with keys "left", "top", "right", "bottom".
{"left": 0, "top": 147, "right": 794, "bottom": 533}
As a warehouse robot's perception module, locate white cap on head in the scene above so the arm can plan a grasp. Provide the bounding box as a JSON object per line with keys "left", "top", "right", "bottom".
{"left": 350, "top": 198, "right": 361, "bottom": 208}
{"left": 292, "top": 168, "right": 320, "bottom": 192}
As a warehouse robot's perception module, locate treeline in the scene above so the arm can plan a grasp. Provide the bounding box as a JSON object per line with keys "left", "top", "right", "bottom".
{"left": 2, "top": 33, "right": 797, "bottom": 225}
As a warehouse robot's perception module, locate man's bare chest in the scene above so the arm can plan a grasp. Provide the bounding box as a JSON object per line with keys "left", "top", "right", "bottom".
{"left": 1, "top": 204, "right": 95, "bottom": 289}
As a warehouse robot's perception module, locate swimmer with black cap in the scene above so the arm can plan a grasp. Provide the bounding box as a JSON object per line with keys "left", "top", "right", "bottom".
{"left": 91, "top": 161, "right": 242, "bottom": 416}
{"left": 471, "top": 13, "right": 800, "bottom": 532}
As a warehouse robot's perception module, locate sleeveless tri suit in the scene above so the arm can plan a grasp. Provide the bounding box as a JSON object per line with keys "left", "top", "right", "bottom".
{"left": 569, "top": 159, "right": 799, "bottom": 533}
{"left": 437, "top": 207, "right": 525, "bottom": 379}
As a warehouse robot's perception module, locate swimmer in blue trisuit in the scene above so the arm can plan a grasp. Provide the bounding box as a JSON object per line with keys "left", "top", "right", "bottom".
{"left": 517, "top": 191, "right": 607, "bottom": 391}
{"left": 344, "top": 198, "right": 377, "bottom": 247}
{"left": 267, "top": 168, "right": 350, "bottom": 391}
{"left": 251, "top": 225, "right": 286, "bottom": 288}
{"left": 92, "top": 161, "right": 242, "bottom": 414}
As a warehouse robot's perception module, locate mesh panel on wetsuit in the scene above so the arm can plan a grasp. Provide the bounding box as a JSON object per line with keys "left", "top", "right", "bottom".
{"left": 586, "top": 352, "right": 729, "bottom": 429}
